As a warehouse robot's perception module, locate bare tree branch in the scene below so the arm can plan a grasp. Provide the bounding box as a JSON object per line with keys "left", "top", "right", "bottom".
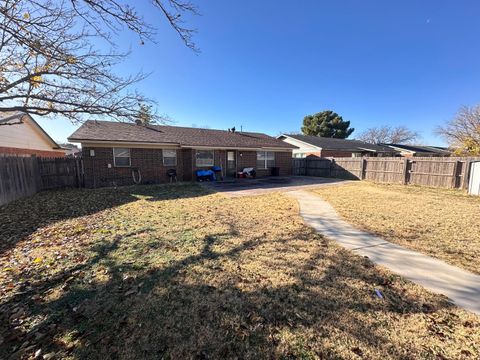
{"left": 437, "top": 105, "right": 480, "bottom": 155}
{"left": 357, "top": 125, "right": 420, "bottom": 144}
{"left": 0, "top": 0, "right": 199, "bottom": 123}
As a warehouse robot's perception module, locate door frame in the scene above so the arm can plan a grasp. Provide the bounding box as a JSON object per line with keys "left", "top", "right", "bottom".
{"left": 226, "top": 150, "right": 237, "bottom": 178}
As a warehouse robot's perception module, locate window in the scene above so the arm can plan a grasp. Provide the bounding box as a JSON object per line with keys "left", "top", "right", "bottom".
{"left": 196, "top": 150, "right": 214, "bottom": 167}
{"left": 256, "top": 151, "right": 275, "bottom": 169}
{"left": 113, "top": 148, "right": 131, "bottom": 167}
{"left": 351, "top": 152, "right": 362, "bottom": 158}
{"left": 163, "top": 149, "right": 177, "bottom": 166}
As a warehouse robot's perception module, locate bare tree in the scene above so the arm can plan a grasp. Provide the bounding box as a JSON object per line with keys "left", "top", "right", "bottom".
{"left": 357, "top": 125, "right": 420, "bottom": 144}
{"left": 437, "top": 105, "right": 480, "bottom": 155}
{"left": 0, "top": 0, "right": 198, "bottom": 123}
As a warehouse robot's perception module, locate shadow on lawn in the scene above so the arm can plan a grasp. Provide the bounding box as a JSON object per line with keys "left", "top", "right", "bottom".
{"left": 0, "top": 225, "right": 456, "bottom": 359}
{"left": 0, "top": 183, "right": 211, "bottom": 255}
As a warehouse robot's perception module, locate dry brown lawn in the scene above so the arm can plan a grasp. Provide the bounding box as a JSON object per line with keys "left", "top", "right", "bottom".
{"left": 0, "top": 183, "right": 479, "bottom": 359}
{"left": 312, "top": 182, "right": 480, "bottom": 275}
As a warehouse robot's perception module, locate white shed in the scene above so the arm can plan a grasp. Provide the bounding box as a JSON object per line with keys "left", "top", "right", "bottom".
{"left": 468, "top": 162, "right": 480, "bottom": 196}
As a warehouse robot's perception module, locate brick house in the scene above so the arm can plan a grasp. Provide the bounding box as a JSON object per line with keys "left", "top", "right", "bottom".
{"left": 68, "top": 121, "right": 296, "bottom": 188}
{"left": 277, "top": 134, "right": 397, "bottom": 158}
{"left": 0, "top": 112, "right": 65, "bottom": 157}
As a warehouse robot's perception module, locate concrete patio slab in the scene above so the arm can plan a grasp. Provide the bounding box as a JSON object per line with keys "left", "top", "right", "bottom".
{"left": 289, "top": 190, "right": 480, "bottom": 315}
{"left": 202, "top": 176, "right": 350, "bottom": 197}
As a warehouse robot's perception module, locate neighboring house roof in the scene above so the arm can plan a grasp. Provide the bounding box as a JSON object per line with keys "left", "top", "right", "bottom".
{"left": 60, "top": 143, "right": 80, "bottom": 150}
{"left": 68, "top": 120, "right": 296, "bottom": 150}
{"left": 0, "top": 112, "right": 61, "bottom": 149}
{"left": 381, "top": 143, "right": 452, "bottom": 155}
{"left": 278, "top": 134, "right": 396, "bottom": 153}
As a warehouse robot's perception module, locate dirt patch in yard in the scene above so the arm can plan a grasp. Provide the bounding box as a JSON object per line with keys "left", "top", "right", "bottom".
{"left": 312, "top": 182, "right": 480, "bottom": 275}
{"left": 1, "top": 183, "right": 479, "bottom": 359}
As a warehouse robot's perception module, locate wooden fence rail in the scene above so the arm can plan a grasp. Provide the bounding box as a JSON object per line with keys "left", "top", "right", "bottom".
{"left": 293, "top": 156, "right": 480, "bottom": 190}
{"left": 0, "top": 155, "right": 83, "bottom": 206}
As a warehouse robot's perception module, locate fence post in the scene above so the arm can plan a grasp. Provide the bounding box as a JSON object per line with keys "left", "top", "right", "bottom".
{"left": 360, "top": 158, "right": 366, "bottom": 180}
{"left": 462, "top": 159, "right": 472, "bottom": 190}
{"left": 75, "top": 159, "right": 82, "bottom": 188}
{"left": 451, "top": 160, "right": 461, "bottom": 188}
{"left": 329, "top": 158, "right": 335, "bottom": 178}
{"left": 34, "top": 157, "right": 42, "bottom": 190}
{"left": 402, "top": 158, "right": 409, "bottom": 185}
{"left": 304, "top": 157, "right": 308, "bottom": 176}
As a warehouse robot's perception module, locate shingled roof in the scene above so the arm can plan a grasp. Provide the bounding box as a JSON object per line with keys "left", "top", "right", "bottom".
{"left": 68, "top": 121, "right": 295, "bottom": 149}
{"left": 380, "top": 143, "right": 452, "bottom": 156}
{"left": 279, "top": 134, "right": 396, "bottom": 153}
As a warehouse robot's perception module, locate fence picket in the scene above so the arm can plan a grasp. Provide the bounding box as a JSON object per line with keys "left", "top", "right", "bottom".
{"left": 293, "top": 156, "right": 480, "bottom": 190}
{"left": 0, "top": 155, "right": 83, "bottom": 206}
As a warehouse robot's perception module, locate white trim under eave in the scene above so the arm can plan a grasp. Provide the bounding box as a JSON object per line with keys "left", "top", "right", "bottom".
{"left": 357, "top": 147, "right": 378, "bottom": 152}
{"left": 277, "top": 134, "right": 323, "bottom": 151}
{"left": 383, "top": 145, "right": 416, "bottom": 154}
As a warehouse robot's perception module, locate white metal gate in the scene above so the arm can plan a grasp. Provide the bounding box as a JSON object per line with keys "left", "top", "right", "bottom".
{"left": 468, "top": 161, "right": 480, "bottom": 195}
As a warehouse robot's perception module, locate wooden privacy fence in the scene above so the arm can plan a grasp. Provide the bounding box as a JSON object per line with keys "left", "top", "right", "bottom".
{"left": 0, "top": 155, "right": 83, "bottom": 206}
{"left": 293, "top": 156, "right": 480, "bottom": 190}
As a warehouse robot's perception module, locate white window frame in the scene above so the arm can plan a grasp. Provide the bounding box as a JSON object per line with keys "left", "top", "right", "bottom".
{"left": 196, "top": 150, "right": 214, "bottom": 167}
{"left": 256, "top": 151, "right": 275, "bottom": 169}
{"left": 113, "top": 148, "right": 131, "bottom": 167}
{"left": 163, "top": 149, "right": 177, "bottom": 166}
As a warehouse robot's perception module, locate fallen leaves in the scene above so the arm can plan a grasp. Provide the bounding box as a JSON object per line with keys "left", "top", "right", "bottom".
{"left": 0, "top": 184, "right": 479, "bottom": 359}
{"left": 312, "top": 182, "right": 480, "bottom": 274}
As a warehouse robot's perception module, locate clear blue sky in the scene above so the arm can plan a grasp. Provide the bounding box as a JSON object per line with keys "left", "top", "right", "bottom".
{"left": 39, "top": 0, "right": 480, "bottom": 146}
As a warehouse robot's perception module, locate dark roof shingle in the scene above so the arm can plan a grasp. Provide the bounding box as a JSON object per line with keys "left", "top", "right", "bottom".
{"left": 68, "top": 121, "right": 295, "bottom": 149}
{"left": 281, "top": 134, "right": 396, "bottom": 153}
{"left": 381, "top": 143, "right": 452, "bottom": 155}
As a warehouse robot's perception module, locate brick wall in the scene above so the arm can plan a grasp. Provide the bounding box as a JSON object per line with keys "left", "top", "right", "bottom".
{"left": 182, "top": 149, "right": 193, "bottom": 181}
{"left": 303, "top": 151, "right": 321, "bottom": 157}
{"left": 320, "top": 150, "right": 356, "bottom": 157}
{"left": 320, "top": 150, "right": 397, "bottom": 158}
{"left": 237, "top": 150, "right": 292, "bottom": 177}
{"left": 275, "top": 151, "right": 293, "bottom": 176}
{"left": 83, "top": 147, "right": 293, "bottom": 187}
{"left": 82, "top": 147, "right": 183, "bottom": 188}
{"left": 0, "top": 146, "right": 65, "bottom": 158}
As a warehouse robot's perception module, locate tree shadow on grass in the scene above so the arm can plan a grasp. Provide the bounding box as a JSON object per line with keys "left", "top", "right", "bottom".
{"left": 0, "top": 225, "right": 462, "bottom": 360}
{"left": 0, "top": 183, "right": 211, "bottom": 255}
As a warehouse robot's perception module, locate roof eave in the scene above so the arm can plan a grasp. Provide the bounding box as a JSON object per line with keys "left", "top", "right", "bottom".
{"left": 277, "top": 134, "right": 322, "bottom": 150}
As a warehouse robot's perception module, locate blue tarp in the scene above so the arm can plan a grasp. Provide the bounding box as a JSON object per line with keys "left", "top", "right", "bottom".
{"left": 196, "top": 169, "right": 216, "bottom": 181}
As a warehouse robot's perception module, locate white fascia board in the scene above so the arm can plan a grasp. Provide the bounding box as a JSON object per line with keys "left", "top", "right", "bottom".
{"left": 357, "top": 147, "right": 378, "bottom": 152}
{"left": 277, "top": 134, "right": 322, "bottom": 150}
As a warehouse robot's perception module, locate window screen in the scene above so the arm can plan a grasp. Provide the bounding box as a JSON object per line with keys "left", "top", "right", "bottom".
{"left": 113, "top": 148, "right": 131, "bottom": 167}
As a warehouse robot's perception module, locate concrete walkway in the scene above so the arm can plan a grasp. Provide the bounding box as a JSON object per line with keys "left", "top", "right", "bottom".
{"left": 288, "top": 190, "right": 480, "bottom": 315}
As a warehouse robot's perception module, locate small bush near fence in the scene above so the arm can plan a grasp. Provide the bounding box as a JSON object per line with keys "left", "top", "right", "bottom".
{"left": 0, "top": 155, "right": 83, "bottom": 206}
{"left": 293, "top": 156, "right": 480, "bottom": 190}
